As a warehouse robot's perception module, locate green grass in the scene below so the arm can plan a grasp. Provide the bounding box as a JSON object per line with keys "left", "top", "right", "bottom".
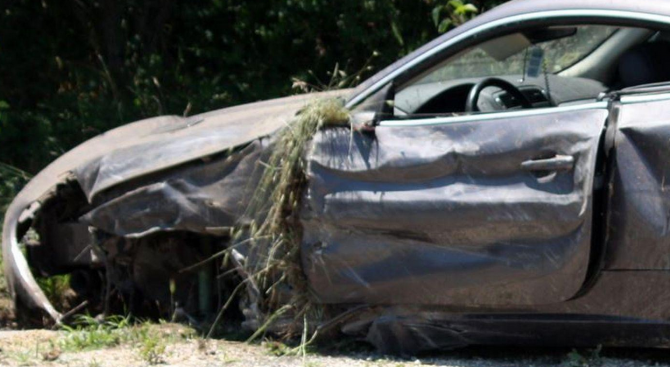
{"left": 59, "top": 315, "right": 134, "bottom": 351}
{"left": 56, "top": 315, "right": 198, "bottom": 366}
{"left": 35, "top": 274, "right": 72, "bottom": 309}
{"left": 0, "top": 317, "right": 199, "bottom": 365}
{"left": 138, "top": 333, "right": 167, "bottom": 365}
{"left": 564, "top": 346, "right": 603, "bottom": 367}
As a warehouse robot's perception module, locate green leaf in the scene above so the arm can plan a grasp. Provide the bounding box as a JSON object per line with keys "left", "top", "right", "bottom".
{"left": 431, "top": 6, "right": 443, "bottom": 27}
{"left": 462, "top": 3, "right": 478, "bottom": 13}
{"left": 438, "top": 19, "right": 452, "bottom": 33}
{"left": 448, "top": 0, "right": 465, "bottom": 9}
{"left": 391, "top": 21, "right": 404, "bottom": 46}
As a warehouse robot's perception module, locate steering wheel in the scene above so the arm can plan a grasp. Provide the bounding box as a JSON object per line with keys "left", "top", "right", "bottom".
{"left": 465, "top": 77, "right": 532, "bottom": 112}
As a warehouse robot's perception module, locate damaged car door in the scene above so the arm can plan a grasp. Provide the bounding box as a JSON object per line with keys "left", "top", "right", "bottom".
{"left": 302, "top": 103, "right": 608, "bottom": 306}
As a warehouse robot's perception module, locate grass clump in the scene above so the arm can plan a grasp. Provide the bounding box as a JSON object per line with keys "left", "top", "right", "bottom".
{"left": 564, "top": 346, "right": 603, "bottom": 367}
{"left": 244, "top": 98, "right": 348, "bottom": 330}
{"left": 207, "top": 98, "right": 350, "bottom": 342}
{"left": 138, "top": 334, "right": 167, "bottom": 365}
{"left": 35, "top": 274, "right": 73, "bottom": 310}
{"left": 58, "top": 315, "right": 197, "bottom": 366}
{"left": 59, "top": 315, "right": 133, "bottom": 351}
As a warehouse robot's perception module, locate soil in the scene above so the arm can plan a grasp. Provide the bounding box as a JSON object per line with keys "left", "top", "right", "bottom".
{"left": 1, "top": 326, "right": 670, "bottom": 367}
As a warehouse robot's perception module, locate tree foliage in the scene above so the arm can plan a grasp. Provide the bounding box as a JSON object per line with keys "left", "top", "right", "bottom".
{"left": 0, "top": 0, "right": 504, "bottom": 176}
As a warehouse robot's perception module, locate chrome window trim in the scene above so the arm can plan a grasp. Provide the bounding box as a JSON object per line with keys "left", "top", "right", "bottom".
{"left": 346, "top": 9, "right": 670, "bottom": 109}
{"left": 620, "top": 92, "right": 670, "bottom": 104}
{"left": 378, "top": 102, "right": 607, "bottom": 127}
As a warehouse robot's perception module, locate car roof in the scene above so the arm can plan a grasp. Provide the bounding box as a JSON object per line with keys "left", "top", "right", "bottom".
{"left": 347, "top": 0, "right": 670, "bottom": 107}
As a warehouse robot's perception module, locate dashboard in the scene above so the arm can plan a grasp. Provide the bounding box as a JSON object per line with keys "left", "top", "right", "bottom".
{"left": 394, "top": 74, "right": 608, "bottom": 116}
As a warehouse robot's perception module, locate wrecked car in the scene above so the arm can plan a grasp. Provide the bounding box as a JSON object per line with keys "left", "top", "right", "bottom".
{"left": 8, "top": 0, "right": 670, "bottom": 355}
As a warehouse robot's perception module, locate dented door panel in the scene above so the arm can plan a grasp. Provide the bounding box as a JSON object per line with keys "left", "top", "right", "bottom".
{"left": 302, "top": 108, "right": 608, "bottom": 306}
{"left": 606, "top": 96, "right": 670, "bottom": 270}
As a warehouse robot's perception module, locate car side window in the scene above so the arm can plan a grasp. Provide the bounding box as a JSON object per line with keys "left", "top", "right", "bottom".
{"left": 392, "top": 25, "right": 617, "bottom": 117}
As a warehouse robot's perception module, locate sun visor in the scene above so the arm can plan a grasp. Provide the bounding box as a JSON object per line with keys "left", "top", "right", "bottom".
{"left": 480, "top": 33, "right": 531, "bottom": 61}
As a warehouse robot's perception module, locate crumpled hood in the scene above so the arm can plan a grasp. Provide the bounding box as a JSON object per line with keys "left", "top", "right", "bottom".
{"left": 75, "top": 89, "right": 348, "bottom": 201}
{"left": 2, "top": 89, "right": 349, "bottom": 319}
{"left": 11, "top": 90, "right": 348, "bottom": 209}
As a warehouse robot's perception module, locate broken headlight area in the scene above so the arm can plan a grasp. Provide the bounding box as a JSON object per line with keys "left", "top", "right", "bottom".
{"left": 14, "top": 98, "right": 354, "bottom": 344}
{"left": 23, "top": 178, "right": 245, "bottom": 326}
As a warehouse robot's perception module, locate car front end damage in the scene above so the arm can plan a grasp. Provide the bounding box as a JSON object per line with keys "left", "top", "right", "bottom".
{"left": 2, "top": 91, "right": 346, "bottom": 328}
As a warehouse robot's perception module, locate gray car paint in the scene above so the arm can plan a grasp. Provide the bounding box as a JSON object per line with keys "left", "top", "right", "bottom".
{"left": 302, "top": 107, "right": 607, "bottom": 306}
{"left": 607, "top": 95, "right": 670, "bottom": 270}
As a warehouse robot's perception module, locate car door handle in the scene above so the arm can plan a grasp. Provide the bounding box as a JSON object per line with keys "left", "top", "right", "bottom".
{"left": 521, "top": 155, "right": 574, "bottom": 171}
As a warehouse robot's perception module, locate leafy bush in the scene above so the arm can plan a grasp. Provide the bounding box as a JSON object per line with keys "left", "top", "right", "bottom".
{"left": 0, "top": 0, "right": 504, "bottom": 179}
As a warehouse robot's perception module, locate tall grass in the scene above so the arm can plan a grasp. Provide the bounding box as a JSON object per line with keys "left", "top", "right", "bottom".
{"left": 205, "top": 98, "right": 350, "bottom": 342}
{"left": 244, "top": 98, "right": 348, "bottom": 333}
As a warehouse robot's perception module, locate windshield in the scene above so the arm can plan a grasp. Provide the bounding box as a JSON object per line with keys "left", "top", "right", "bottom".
{"left": 416, "top": 25, "right": 618, "bottom": 84}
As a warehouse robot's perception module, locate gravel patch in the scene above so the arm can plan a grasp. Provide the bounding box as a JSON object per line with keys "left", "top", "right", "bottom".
{"left": 1, "top": 327, "right": 670, "bottom": 367}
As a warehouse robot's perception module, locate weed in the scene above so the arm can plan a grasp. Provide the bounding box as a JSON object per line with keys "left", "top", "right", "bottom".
{"left": 35, "top": 274, "right": 73, "bottom": 310}
{"left": 8, "top": 349, "right": 32, "bottom": 366}
{"left": 239, "top": 98, "right": 349, "bottom": 337}
{"left": 564, "top": 345, "right": 603, "bottom": 367}
{"left": 138, "top": 333, "right": 167, "bottom": 365}
{"left": 59, "top": 315, "right": 131, "bottom": 351}
{"left": 59, "top": 315, "right": 194, "bottom": 366}
{"left": 222, "top": 356, "right": 239, "bottom": 364}
{"left": 202, "top": 98, "right": 350, "bottom": 343}
{"left": 263, "top": 340, "right": 293, "bottom": 356}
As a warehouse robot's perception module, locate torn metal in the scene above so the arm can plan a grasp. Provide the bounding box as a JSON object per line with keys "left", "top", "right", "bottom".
{"left": 2, "top": 91, "right": 340, "bottom": 323}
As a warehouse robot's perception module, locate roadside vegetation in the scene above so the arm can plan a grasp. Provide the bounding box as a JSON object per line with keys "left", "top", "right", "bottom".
{"left": 58, "top": 316, "right": 196, "bottom": 364}
{"left": 0, "top": 0, "right": 498, "bottom": 178}
{"left": 0, "top": 319, "right": 198, "bottom": 366}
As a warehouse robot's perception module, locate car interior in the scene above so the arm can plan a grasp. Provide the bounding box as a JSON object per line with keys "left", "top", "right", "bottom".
{"left": 392, "top": 24, "right": 670, "bottom": 118}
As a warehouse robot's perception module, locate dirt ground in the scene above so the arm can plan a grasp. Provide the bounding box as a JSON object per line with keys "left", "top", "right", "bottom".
{"left": 2, "top": 265, "right": 670, "bottom": 367}
{"left": 2, "top": 326, "right": 670, "bottom": 367}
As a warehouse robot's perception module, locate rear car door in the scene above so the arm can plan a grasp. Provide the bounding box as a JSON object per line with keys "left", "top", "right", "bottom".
{"left": 301, "top": 104, "right": 608, "bottom": 306}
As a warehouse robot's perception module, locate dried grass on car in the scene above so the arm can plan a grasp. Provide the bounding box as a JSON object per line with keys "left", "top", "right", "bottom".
{"left": 207, "top": 98, "right": 350, "bottom": 345}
